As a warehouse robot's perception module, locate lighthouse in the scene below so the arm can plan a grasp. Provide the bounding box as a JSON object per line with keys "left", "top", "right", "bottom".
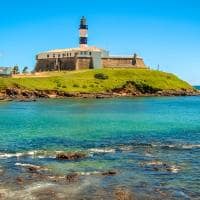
{"left": 35, "top": 16, "right": 146, "bottom": 72}
{"left": 79, "top": 16, "right": 88, "bottom": 48}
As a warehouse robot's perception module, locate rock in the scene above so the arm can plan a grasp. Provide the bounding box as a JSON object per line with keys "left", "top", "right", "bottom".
{"left": 0, "top": 167, "right": 3, "bottom": 175}
{"left": 115, "top": 188, "right": 135, "bottom": 200}
{"left": 33, "top": 188, "right": 58, "bottom": 200}
{"left": 153, "top": 166, "right": 159, "bottom": 171}
{"left": 27, "top": 166, "right": 40, "bottom": 172}
{"left": 18, "top": 98, "right": 36, "bottom": 102}
{"left": 141, "top": 160, "right": 181, "bottom": 173}
{"left": 15, "top": 163, "right": 48, "bottom": 173}
{"left": 65, "top": 173, "right": 79, "bottom": 182}
{"left": 102, "top": 170, "right": 117, "bottom": 176}
{"left": 56, "top": 152, "right": 86, "bottom": 160}
{"left": 16, "top": 177, "right": 24, "bottom": 184}
{"left": 2, "top": 86, "right": 199, "bottom": 101}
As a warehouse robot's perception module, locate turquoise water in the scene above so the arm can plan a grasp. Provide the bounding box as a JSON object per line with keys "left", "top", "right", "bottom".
{"left": 194, "top": 86, "right": 200, "bottom": 90}
{"left": 0, "top": 97, "right": 199, "bottom": 199}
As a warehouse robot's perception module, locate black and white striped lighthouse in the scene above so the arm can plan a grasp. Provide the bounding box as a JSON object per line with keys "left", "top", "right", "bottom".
{"left": 79, "top": 16, "right": 88, "bottom": 48}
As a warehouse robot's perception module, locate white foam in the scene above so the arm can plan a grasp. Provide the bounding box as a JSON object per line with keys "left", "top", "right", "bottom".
{"left": 15, "top": 162, "right": 49, "bottom": 171}
{"left": 145, "top": 161, "right": 163, "bottom": 166}
{"left": 78, "top": 171, "right": 101, "bottom": 176}
{"left": 144, "top": 153, "right": 154, "bottom": 157}
{"left": 15, "top": 162, "right": 41, "bottom": 168}
{"left": 0, "top": 150, "right": 57, "bottom": 159}
{"left": 154, "top": 143, "right": 200, "bottom": 149}
{"left": 119, "top": 145, "right": 133, "bottom": 151}
{"left": 167, "top": 165, "right": 181, "bottom": 173}
{"left": 0, "top": 152, "right": 24, "bottom": 159}
{"left": 89, "top": 148, "right": 115, "bottom": 153}
{"left": 181, "top": 144, "right": 200, "bottom": 149}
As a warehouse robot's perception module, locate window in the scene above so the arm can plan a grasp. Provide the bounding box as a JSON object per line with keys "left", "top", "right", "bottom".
{"left": 58, "top": 54, "right": 60, "bottom": 58}
{"left": 69, "top": 53, "right": 71, "bottom": 56}
{"left": 89, "top": 52, "right": 92, "bottom": 55}
{"left": 53, "top": 54, "right": 55, "bottom": 58}
{"left": 63, "top": 54, "right": 66, "bottom": 57}
{"left": 47, "top": 54, "right": 49, "bottom": 58}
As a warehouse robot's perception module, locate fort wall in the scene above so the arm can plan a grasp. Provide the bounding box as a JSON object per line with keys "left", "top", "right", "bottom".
{"left": 35, "top": 58, "right": 76, "bottom": 71}
{"left": 76, "top": 57, "right": 92, "bottom": 70}
{"left": 35, "top": 56, "right": 146, "bottom": 72}
{"left": 102, "top": 57, "right": 146, "bottom": 68}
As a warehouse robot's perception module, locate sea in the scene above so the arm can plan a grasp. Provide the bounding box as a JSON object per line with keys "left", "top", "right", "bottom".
{"left": 0, "top": 97, "right": 199, "bottom": 199}
{"left": 194, "top": 86, "right": 200, "bottom": 90}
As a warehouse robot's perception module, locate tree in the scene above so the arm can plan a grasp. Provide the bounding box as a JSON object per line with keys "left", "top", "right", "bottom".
{"left": 13, "top": 65, "right": 19, "bottom": 74}
{"left": 22, "top": 66, "right": 28, "bottom": 74}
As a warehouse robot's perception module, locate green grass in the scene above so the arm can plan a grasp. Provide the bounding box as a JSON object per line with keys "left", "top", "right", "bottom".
{"left": 0, "top": 69, "right": 194, "bottom": 93}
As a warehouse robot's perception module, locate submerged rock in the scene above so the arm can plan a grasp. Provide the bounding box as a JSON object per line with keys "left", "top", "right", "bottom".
{"left": 141, "top": 160, "right": 181, "bottom": 173}
{"left": 15, "top": 163, "right": 48, "bottom": 173}
{"left": 0, "top": 167, "right": 3, "bottom": 175}
{"left": 56, "top": 152, "right": 86, "bottom": 160}
{"left": 18, "top": 98, "right": 36, "bottom": 102}
{"left": 16, "top": 177, "right": 24, "bottom": 185}
{"left": 102, "top": 170, "right": 117, "bottom": 176}
{"left": 65, "top": 173, "right": 79, "bottom": 182}
{"left": 115, "top": 188, "right": 135, "bottom": 200}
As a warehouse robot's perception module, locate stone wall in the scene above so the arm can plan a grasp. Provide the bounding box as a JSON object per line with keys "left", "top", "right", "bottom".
{"left": 76, "top": 57, "right": 92, "bottom": 70}
{"left": 60, "top": 58, "right": 76, "bottom": 70}
{"left": 133, "top": 57, "right": 146, "bottom": 68}
{"left": 102, "top": 57, "right": 146, "bottom": 68}
{"left": 35, "top": 58, "right": 76, "bottom": 72}
{"left": 102, "top": 58, "right": 133, "bottom": 68}
{"left": 35, "top": 55, "right": 146, "bottom": 72}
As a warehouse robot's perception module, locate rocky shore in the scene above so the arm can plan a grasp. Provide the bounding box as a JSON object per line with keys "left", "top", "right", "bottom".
{"left": 0, "top": 149, "right": 181, "bottom": 200}
{"left": 0, "top": 86, "right": 199, "bottom": 102}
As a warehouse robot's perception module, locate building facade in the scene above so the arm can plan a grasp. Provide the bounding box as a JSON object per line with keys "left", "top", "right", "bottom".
{"left": 0, "top": 67, "right": 13, "bottom": 77}
{"left": 35, "top": 17, "right": 146, "bottom": 72}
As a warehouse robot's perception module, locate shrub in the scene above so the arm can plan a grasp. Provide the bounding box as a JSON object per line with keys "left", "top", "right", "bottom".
{"left": 94, "top": 73, "right": 109, "bottom": 80}
{"left": 73, "top": 84, "right": 79, "bottom": 88}
{"left": 57, "top": 83, "right": 62, "bottom": 88}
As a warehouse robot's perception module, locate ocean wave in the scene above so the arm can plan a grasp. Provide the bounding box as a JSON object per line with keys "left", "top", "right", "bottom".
{"left": 15, "top": 162, "right": 41, "bottom": 168}
{"left": 141, "top": 160, "right": 181, "bottom": 173}
{"left": 89, "top": 148, "right": 115, "bottom": 154}
{"left": 126, "top": 142, "right": 200, "bottom": 150}
{"left": 159, "top": 144, "right": 200, "bottom": 150}
{"left": 118, "top": 145, "right": 134, "bottom": 152}
{"left": 78, "top": 171, "right": 101, "bottom": 176}
{"left": 0, "top": 150, "right": 57, "bottom": 159}
{"left": 15, "top": 162, "right": 49, "bottom": 171}
{"left": 181, "top": 144, "right": 200, "bottom": 149}
{"left": 0, "top": 143, "right": 198, "bottom": 160}
{"left": 0, "top": 152, "right": 25, "bottom": 159}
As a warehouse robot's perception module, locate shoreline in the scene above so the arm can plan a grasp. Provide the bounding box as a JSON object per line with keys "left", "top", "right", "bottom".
{"left": 0, "top": 88, "right": 199, "bottom": 102}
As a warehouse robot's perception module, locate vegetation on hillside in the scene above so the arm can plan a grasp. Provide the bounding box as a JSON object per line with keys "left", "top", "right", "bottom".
{"left": 0, "top": 69, "right": 194, "bottom": 93}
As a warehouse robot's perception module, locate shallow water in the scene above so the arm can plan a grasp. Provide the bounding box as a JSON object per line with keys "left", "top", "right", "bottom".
{"left": 194, "top": 86, "right": 200, "bottom": 90}
{"left": 0, "top": 97, "right": 199, "bottom": 199}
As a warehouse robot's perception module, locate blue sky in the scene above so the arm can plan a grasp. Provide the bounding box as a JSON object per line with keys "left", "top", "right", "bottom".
{"left": 0, "top": 0, "right": 200, "bottom": 84}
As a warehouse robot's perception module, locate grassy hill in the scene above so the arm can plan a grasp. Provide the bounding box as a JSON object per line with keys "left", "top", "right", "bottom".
{"left": 0, "top": 69, "right": 195, "bottom": 95}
